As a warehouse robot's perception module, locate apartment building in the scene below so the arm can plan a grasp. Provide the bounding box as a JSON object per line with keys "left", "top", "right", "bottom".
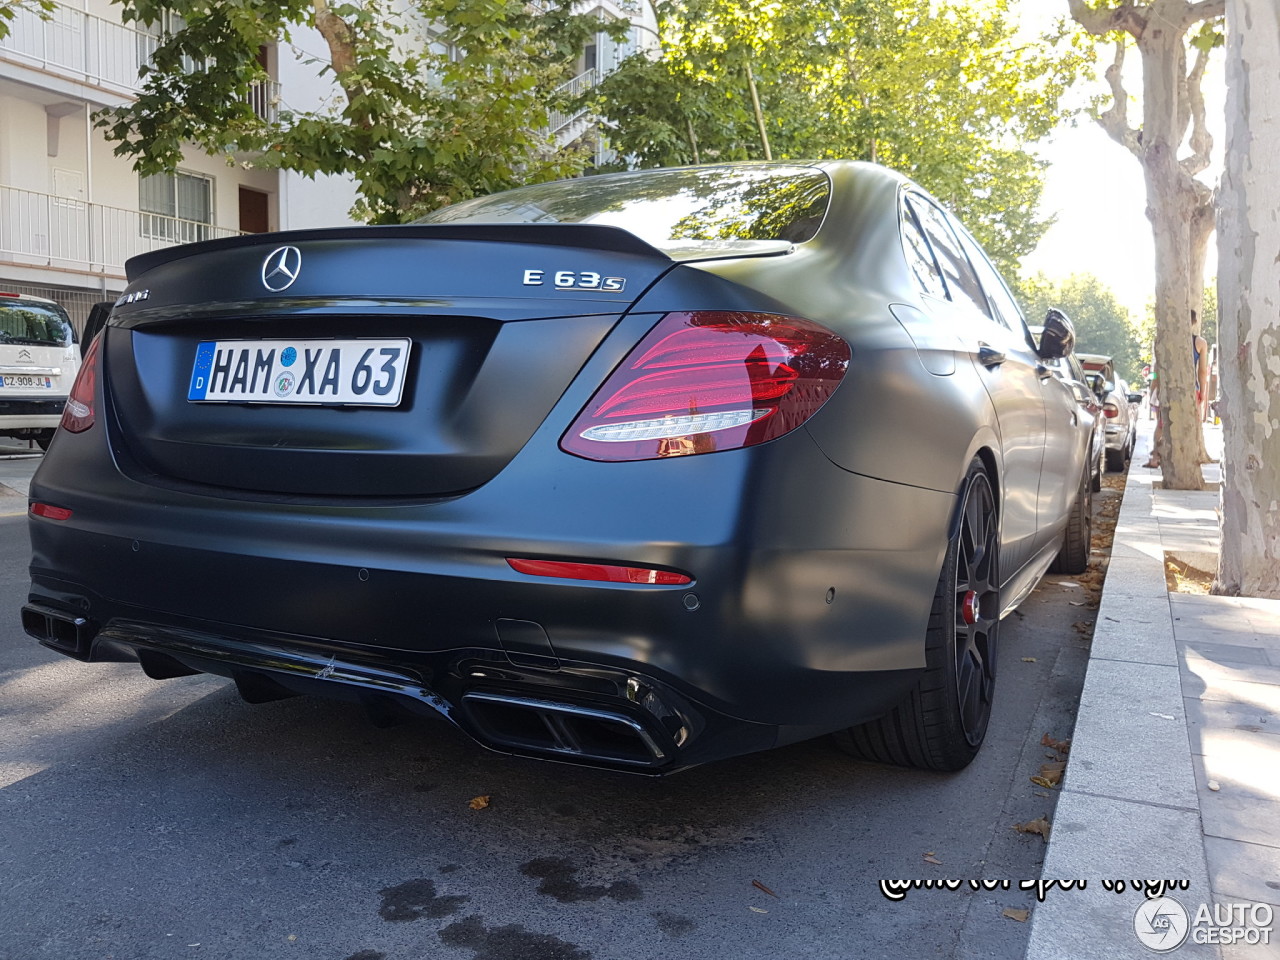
{"left": 0, "top": 0, "right": 657, "bottom": 332}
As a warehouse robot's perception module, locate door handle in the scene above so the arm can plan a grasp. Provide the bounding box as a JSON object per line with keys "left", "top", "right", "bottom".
{"left": 978, "top": 343, "right": 1006, "bottom": 367}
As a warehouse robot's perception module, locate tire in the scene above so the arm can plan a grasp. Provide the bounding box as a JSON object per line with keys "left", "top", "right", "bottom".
{"left": 1091, "top": 448, "right": 1103, "bottom": 491}
{"left": 1105, "top": 445, "right": 1126, "bottom": 472}
{"left": 1049, "top": 465, "right": 1091, "bottom": 574}
{"left": 835, "top": 458, "right": 1000, "bottom": 772}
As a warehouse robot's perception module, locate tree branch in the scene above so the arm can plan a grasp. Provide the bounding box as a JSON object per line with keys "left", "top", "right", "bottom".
{"left": 1066, "top": 0, "right": 1147, "bottom": 38}
{"left": 1181, "top": 42, "right": 1212, "bottom": 177}
{"left": 1096, "top": 39, "right": 1144, "bottom": 159}
{"left": 311, "top": 0, "right": 358, "bottom": 78}
{"left": 1183, "top": 0, "right": 1225, "bottom": 28}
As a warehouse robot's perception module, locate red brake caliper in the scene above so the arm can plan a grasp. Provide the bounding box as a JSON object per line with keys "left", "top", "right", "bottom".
{"left": 961, "top": 590, "right": 979, "bottom": 626}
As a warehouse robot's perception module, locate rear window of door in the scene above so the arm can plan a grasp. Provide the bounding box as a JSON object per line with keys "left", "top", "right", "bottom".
{"left": 904, "top": 195, "right": 990, "bottom": 318}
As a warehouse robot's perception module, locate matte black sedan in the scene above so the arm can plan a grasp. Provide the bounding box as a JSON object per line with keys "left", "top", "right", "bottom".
{"left": 24, "top": 162, "right": 1092, "bottom": 775}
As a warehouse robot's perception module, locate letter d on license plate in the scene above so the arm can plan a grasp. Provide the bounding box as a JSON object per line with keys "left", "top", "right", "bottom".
{"left": 188, "top": 339, "right": 410, "bottom": 406}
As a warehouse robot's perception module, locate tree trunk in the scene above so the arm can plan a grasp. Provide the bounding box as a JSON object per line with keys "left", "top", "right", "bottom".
{"left": 1140, "top": 19, "right": 1204, "bottom": 490}
{"left": 1216, "top": 0, "right": 1280, "bottom": 598}
{"left": 744, "top": 57, "right": 771, "bottom": 162}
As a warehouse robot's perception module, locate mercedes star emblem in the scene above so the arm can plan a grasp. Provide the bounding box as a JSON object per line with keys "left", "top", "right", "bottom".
{"left": 261, "top": 246, "right": 302, "bottom": 292}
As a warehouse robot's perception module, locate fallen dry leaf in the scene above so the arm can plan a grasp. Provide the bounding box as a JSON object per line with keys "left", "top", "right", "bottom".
{"left": 1041, "top": 734, "right": 1071, "bottom": 754}
{"left": 1208, "top": 780, "right": 1221, "bottom": 792}
{"left": 1003, "top": 908, "right": 1030, "bottom": 923}
{"left": 752, "top": 879, "right": 779, "bottom": 899}
{"left": 468, "top": 795, "right": 490, "bottom": 810}
{"left": 1021, "top": 657, "right": 1037, "bottom": 663}
{"left": 749, "top": 907, "right": 768, "bottom": 914}
{"left": 1014, "top": 817, "right": 1051, "bottom": 839}
{"left": 1149, "top": 712, "right": 1175, "bottom": 721}
{"left": 1072, "top": 620, "right": 1094, "bottom": 634}
{"left": 1029, "top": 759, "right": 1066, "bottom": 789}
{"left": 923, "top": 854, "right": 943, "bottom": 865}
{"left": 1032, "top": 791, "right": 1051, "bottom": 799}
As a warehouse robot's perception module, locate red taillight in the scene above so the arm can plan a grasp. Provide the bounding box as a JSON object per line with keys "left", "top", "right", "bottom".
{"left": 30, "top": 503, "right": 72, "bottom": 521}
{"left": 1103, "top": 402, "right": 1120, "bottom": 419}
{"left": 560, "top": 311, "right": 850, "bottom": 462}
{"left": 60, "top": 333, "right": 102, "bottom": 433}
{"left": 507, "top": 558, "right": 692, "bottom": 585}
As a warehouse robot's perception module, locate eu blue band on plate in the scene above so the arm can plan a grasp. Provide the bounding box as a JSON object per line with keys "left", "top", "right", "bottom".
{"left": 189, "top": 342, "right": 216, "bottom": 400}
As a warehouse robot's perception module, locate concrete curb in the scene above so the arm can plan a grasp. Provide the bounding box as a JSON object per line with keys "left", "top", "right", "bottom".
{"left": 1023, "top": 442, "right": 1219, "bottom": 959}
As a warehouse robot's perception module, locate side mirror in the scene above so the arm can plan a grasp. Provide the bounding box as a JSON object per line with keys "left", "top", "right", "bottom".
{"left": 1037, "top": 308, "right": 1076, "bottom": 361}
{"left": 1128, "top": 393, "right": 1143, "bottom": 404}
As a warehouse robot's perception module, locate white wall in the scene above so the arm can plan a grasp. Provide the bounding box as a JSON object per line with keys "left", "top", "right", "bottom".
{"left": 275, "top": 23, "right": 361, "bottom": 229}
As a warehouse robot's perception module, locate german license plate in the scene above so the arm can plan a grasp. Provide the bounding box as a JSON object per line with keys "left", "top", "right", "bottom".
{"left": 0, "top": 375, "right": 54, "bottom": 389}
{"left": 188, "top": 339, "right": 410, "bottom": 406}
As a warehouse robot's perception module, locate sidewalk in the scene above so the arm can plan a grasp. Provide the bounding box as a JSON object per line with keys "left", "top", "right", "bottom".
{"left": 1025, "top": 422, "right": 1280, "bottom": 959}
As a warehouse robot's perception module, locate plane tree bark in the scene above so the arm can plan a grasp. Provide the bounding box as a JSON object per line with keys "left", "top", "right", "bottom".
{"left": 1067, "top": 0, "right": 1224, "bottom": 490}
{"left": 1215, "top": 0, "right": 1280, "bottom": 598}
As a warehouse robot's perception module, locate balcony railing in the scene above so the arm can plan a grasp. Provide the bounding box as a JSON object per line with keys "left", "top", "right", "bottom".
{"left": 0, "top": 1, "right": 279, "bottom": 118}
{"left": 548, "top": 67, "right": 599, "bottom": 136}
{"left": 0, "top": 2, "right": 155, "bottom": 95}
{"left": 0, "top": 184, "right": 240, "bottom": 279}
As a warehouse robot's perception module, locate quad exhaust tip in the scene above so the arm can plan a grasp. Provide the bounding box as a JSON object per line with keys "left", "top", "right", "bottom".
{"left": 461, "top": 692, "right": 667, "bottom": 767}
{"left": 21, "top": 603, "right": 96, "bottom": 660}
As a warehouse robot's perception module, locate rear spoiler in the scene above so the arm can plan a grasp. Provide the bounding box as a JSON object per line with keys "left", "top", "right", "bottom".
{"left": 126, "top": 223, "right": 673, "bottom": 280}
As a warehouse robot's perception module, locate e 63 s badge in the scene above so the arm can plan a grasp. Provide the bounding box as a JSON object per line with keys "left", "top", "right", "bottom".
{"left": 522, "top": 269, "right": 626, "bottom": 292}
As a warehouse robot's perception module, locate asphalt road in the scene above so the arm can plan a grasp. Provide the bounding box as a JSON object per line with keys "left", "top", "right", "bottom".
{"left": 0, "top": 451, "right": 1107, "bottom": 960}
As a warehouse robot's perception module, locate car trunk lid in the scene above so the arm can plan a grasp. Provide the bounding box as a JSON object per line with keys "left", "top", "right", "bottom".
{"left": 104, "top": 227, "right": 681, "bottom": 498}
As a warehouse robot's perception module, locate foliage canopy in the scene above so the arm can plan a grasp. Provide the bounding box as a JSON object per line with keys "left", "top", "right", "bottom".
{"left": 594, "top": 0, "right": 1086, "bottom": 277}
{"left": 99, "top": 0, "right": 621, "bottom": 222}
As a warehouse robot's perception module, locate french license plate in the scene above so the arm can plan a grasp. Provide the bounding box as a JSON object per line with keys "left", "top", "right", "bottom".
{"left": 0, "top": 375, "right": 53, "bottom": 389}
{"left": 188, "top": 339, "right": 411, "bottom": 406}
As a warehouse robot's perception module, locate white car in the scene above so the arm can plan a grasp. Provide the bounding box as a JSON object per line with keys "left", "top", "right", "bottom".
{"left": 0, "top": 291, "right": 81, "bottom": 450}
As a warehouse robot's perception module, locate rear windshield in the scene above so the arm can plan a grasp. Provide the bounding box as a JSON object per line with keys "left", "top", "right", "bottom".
{"left": 0, "top": 300, "right": 74, "bottom": 347}
{"left": 415, "top": 165, "right": 831, "bottom": 248}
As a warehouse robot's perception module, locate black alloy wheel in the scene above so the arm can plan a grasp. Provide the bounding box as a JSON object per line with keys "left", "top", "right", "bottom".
{"left": 951, "top": 464, "right": 1000, "bottom": 749}
{"left": 1049, "top": 462, "right": 1092, "bottom": 574}
{"left": 836, "top": 458, "right": 1000, "bottom": 771}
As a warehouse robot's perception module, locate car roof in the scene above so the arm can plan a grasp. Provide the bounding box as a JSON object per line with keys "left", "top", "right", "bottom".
{"left": 0, "top": 291, "right": 58, "bottom": 306}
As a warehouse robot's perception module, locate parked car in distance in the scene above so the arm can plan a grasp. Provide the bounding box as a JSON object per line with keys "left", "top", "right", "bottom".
{"left": 1032, "top": 327, "right": 1105, "bottom": 493}
{"left": 1078, "top": 353, "right": 1142, "bottom": 472}
{"left": 0, "top": 291, "right": 81, "bottom": 450}
{"left": 25, "top": 161, "right": 1093, "bottom": 776}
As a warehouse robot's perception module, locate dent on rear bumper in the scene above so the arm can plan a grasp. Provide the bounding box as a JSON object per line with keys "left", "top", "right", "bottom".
{"left": 28, "top": 430, "right": 951, "bottom": 766}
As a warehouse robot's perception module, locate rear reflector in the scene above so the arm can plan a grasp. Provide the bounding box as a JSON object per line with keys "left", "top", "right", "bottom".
{"left": 1103, "top": 402, "right": 1120, "bottom": 419}
{"left": 61, "top": 333, "right": 102, "bottom": 433}
{"left": 507, "top": 558, "right": 692, "bottom": 585}
{"left": 30, "top": 503, "right": 72, "bottom": 521}
{"left": 561, "top": 311, "right": 849, "bottom": 461}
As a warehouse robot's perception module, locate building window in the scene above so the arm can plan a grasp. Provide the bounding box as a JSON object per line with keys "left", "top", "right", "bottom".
{"left": 139, "top": 171, "right": 213, "bottom": 243}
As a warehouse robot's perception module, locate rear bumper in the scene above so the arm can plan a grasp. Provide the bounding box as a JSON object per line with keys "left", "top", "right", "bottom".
{"left": 0, "top": 396, "right": 65, "bottom": 430}
{"left": 26, "top": 431, "right": 952, "bottom": 772}
{"left": 1103, "top": 425, "right": 1131, "bottom": 451}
